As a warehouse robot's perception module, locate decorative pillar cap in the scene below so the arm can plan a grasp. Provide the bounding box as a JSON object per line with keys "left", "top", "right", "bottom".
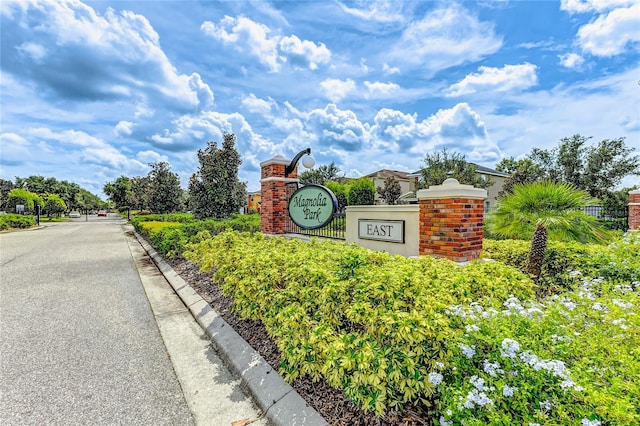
{"left": 260, "top": 155, "right": 290, "bottom": 167}
{"left": 417, "top": 178, "right": 487, "bottom": 200}
{"left": 629, "top": 189, "right": 640, "bottom": 195}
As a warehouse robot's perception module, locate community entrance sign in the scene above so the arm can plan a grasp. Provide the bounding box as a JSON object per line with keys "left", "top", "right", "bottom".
{"left": 288, "top": 184, "right": 338, "bottom": 230}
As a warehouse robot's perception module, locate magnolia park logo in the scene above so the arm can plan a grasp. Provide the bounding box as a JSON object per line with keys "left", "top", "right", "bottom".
{"left": 288, "top": 184, "right": 338, "bottom": 230}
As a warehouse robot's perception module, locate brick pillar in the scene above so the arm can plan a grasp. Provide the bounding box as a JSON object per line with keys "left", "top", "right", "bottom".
{"left": 417, "top": 178, "right": 487, "bottom": 262}
{"left": 629, "top": 189, "right": 640, "bottom": 230}
{"left": 260, "top": 155, "right": 299, "bottom": 235}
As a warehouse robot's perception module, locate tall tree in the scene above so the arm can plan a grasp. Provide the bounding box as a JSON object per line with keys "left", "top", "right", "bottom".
{"left": 377, "top": 176, "right": 401, "bottom": 205}
{"left": 42, "top": 193, "right": 67, "bottom": 218}
{"left": 189, "top": 133, "right": 246, "bottom": 219}
{"left": 147, "top": 162, "right": 182, "bottom": 214}
{"left": 0, "top": 179, "right": 15, "bottom": 210}
{"left": 130, "top": 176, "right": 151, "bottom": 211}
{"left": 103, "top": 176, "right": 132, "bottom": 209}
{"left": 497, "top": 135, "right": 640, "bottom": 199}
{"left": 418, "top": 149, "right": 491, "bottom": 189}
{"left": 298, "top": 162, "right": 342, "bottom": 185}
{"left": 487, "top": 181, "right": 608, "bottom": 282}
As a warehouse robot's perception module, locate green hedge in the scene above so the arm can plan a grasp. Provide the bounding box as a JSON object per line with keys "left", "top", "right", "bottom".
{"left": 132, "top": 214, "right": 260, "bottom": 256}
{"left": 0, "top": 214, "right": 36, "bottom": 230}
{"left": 482, "top": 236, "right": 640, "bottom": 294}
{"left": 182, "top": 231, "right": 639, "bottom": 424}
{"left": 185, "top": 231, "right": 535, "bottom": 415}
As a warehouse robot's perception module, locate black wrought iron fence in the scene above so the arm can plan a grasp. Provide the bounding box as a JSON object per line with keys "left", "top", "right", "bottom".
{"left": 583, "top": 205, "right": 628, "bottom": 230}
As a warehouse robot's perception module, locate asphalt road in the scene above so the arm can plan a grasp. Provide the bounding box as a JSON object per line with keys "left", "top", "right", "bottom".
{"left": 0, "top": 216, "right": 195, "bottom": 425}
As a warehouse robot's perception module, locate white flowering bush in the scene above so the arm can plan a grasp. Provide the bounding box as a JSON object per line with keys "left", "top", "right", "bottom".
{"left": 436, "top": 277, "right": 639, "bottom": 425}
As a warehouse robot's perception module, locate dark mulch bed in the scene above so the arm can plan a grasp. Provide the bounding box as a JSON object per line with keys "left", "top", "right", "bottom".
{"left": 167, "top": 256, "right": 432, "bottom": 426}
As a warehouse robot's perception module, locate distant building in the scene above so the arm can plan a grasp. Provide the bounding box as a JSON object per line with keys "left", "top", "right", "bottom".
{"left": 402, "top": 164, "right": 510, "bottom": 210}
{"left": 365, "top": 170, "right": 414, "bottom": 204}
{"left": 247, "top": 191, "right": 261, "bottom": 213}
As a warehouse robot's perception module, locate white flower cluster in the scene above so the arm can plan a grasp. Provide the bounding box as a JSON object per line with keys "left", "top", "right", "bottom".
{"left": 539, "top": 399, "right": 552, "bottom": 412}
{"left": 551, "top": 334, "right": 572, "bottom": 343}
{"left": 611, "top": 299, "right": 633, "bottom": 310}
{"left": 612, "top": 318, "right": 629, "bottom": 330}
{"left": 483, "top": 359, "right": 504, "bottom": 377}
{"left": 428, "top": 372, "right": 444, "bottom": 386}
{"left": 502, "top": 384, "right": 518, "bottom": 397}
{"left": 581, "top": 418, "right": 601, "bottom": 426}
{"left": 459, "top": 343, "right": 476, "bottom": 359}
{"left": 463, "top": 375, "right": 494, "bottom": 409}
{"left": 591, "top": 302, "right": 609, "bottom": 312}
{"left": 518, "top": 351, "right": 583, "bottom": 391}
{"left": 465, "top": 324, "right": 480, "bottom": 333}
{"left": 500, "top": 338, "right": 520, "bottom": 359}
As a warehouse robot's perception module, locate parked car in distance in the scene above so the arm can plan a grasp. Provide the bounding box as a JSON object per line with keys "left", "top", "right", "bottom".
{"left": 97, "top": 210, "right": 108, "bottom": 217}
{"left": 69, "top": 211, "right": 81, "bottom": 218}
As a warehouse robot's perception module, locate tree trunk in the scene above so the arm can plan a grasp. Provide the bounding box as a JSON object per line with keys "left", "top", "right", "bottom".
{"left": 527, "top": 224, "right": 548, "bottom": 282}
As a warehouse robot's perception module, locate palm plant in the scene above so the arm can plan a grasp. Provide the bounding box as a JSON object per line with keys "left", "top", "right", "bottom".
{"left": 487, "top": 181, "right": 609, "bottom": 281}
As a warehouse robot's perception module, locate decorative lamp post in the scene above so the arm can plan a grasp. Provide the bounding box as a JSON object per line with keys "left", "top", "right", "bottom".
{"left": 285, "top": 148, "right": 315, "bottom": 177}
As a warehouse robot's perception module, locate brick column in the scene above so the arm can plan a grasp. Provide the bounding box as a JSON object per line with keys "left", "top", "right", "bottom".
{"left": 260, "top": 155, "right": 298, "bottom": 235}
{"left": 629, "top": 189, "right": 640, "bottom": 230}
{"left": 417, "top": 178, "right": 487, "bottom": 262}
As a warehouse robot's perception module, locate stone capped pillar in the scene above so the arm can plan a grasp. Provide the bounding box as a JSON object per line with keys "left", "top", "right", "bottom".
{"left": 629, "top": 189, "right": 640, "bottom": 230}
{"left": 417, "top": 178, "right": 487, "bottom": 262}
{"left": 260, "top": 155, "right": 298, "bottom": 235}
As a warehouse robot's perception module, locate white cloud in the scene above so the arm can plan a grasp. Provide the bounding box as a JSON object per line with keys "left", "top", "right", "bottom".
{"left": 202, "top": 16, "right": 331, "bottom": 72}
{"left": 560, "top": 0, "right": 634, "bottom": 14}
{"left": 279, "top": 34, "right": 331, "bottom": 70}
{"left": 576, "top": 3, "right": 640, "bottom": 56}
{"left": 242, "top": 93, "right": 276, "bottom": 115}
{"left": 559, "top": 53, "right": 585, "bottom": 68}
{"left": 364, "top": 81, "right": 401, "bottom": 98}
{"left": 446, "top": 63, "right": 538, "bottom": 97}
{"left": 305, "top": 104, "right": 368, "bottom": 152}
{"left": 136, "top": 150, "right": 168, "bottom": 164}
{"left": 202, "top": 16, "right": 280, "bottom": 72}
{"left": 337, "top": 1, "right": 405, "bottom": 23}
{"left": 392, "top": 4, "right": 502, "bottom": 73}
{"left": 115, "top": 121, "right": 133, "bottom": 136}
{"left": 2, "top": 0, "right": 214, "bottom": 111}
{"left": 383, "top": 63, "right": 400, "bottom": 75}
{"left": 320, "top": 78, "right": 356, "bottom": 102}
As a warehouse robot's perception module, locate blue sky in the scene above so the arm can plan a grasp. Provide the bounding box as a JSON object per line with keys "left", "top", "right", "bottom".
{"left": 1, "top": 0, "right": 639, "bottom": 198}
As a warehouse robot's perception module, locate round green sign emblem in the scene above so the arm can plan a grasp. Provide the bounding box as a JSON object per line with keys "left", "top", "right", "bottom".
{"left": 288, "top": 184, "right": 338, "bottom": 230}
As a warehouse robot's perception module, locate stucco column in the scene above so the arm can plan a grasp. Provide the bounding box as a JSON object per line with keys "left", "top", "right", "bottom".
{"left": 260, "top": 155, "right": 299, "bottom": 235}
{"left": 417, "top": 178, "right": 487, "bottom": 262}
{"left": 629, "top": 189, "right": 640, "bottom": 230}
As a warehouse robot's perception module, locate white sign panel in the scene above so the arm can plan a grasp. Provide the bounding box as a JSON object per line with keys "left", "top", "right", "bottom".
{"left": 358, "top": 219, "right": 405, "bottom": 243}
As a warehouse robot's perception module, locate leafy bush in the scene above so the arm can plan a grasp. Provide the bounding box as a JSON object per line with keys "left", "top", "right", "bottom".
{"left": 134, "top": 214, "right": 260, "bottom": 257}
{"left": 347, "top": 177, "right": 375, "bottom": 206}
{"left": 0, "top": 213, "right": 36, "bottom": 230}
{"left": 185, "top": 231, "right": 534, "bottom": 414}
{"left": 482, "top": 236, "right": 640, "bottom": 294}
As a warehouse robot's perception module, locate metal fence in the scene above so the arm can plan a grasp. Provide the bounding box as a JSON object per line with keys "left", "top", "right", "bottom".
{"left": 583, "top": 205, "right": 628, "bottom": 230}
{"left": 284, "top": 182, "right": 346, "bottom": 240}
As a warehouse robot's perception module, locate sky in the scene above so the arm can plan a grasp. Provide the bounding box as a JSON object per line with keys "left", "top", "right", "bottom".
{"left": 1, "top": 0, "right": 639, "bottom": 199}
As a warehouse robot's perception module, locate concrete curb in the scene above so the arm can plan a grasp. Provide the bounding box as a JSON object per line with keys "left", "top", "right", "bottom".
{"left": 134, "top": 233, "right": 328, "bottom": 426}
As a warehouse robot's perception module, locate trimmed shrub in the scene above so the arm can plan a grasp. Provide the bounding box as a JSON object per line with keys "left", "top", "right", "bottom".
{"left": 0, "top": 213, "right": 36, "bottom": 230}
{"left": 347, "top": 177, "right": 375, "bottom": 206}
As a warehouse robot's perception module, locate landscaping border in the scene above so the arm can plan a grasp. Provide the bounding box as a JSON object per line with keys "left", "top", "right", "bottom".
{"left": 134, "top": 232, "right": 328, "bottom": 426}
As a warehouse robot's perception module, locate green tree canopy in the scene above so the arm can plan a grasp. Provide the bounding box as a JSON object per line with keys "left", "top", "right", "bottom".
{"left": 377, "top": 176, "right": 402, "bottom": 205}
{"left": 147, "top": 162, "right": 182, "bottom": 214}
{"left": 347, "top": 177, "right": 375, "bottom": 206}
{"left": 7, "top": 188, "right": 42, "bottom": 212}
{"left": 129, "top": 176, "right": 150, "bottom": 211}
{"left": 298, "top": 162, "right": 342, "bottom": 185}
{"left": 418, "top": 149, "right": 491, "bottom": 189}
{"left": 496, "top": 135, "right": 639, "bottom": 199}
{"left": 189, "top": 133, "right": 247, "bottom": 219}
{"left": 42, "top": 193, "right": 67, "bottom": 217}
{"left": 103, "top": 176, "right": 132, "bottom": 209}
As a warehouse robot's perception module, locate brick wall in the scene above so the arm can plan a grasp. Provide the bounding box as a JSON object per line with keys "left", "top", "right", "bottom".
{"left": 629, "top": 190, "right": 640, "bottom": 230}
{"left": 417, "top": 179, "right": 487, "bottom": 262}
{"left": 260, "top": 155, "right": 298, "bottom": 235}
